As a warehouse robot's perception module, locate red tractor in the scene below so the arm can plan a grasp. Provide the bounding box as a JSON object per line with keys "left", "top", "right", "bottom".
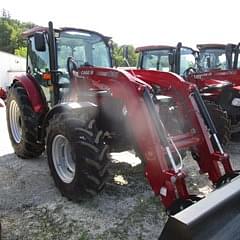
{"left": 5, "top": 22, "right": 240, "bottom": 238}
{"left": 176, "top": 43, "right": 240, "bottom": 136}
{"left": 186, "top": 43, "right": 240, "bottom": 135}
{"left": 136, "top": 43, "right": 240, "bottom": 143}
{"left": 196, "top": 43, "right": 234, "bottom": 71}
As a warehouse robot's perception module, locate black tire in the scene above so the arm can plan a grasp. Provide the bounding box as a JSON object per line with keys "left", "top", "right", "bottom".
{"left": 46, "top": 111, "right": 110, "bottom": 201}
{"left": 6, "top": 82, "right": 44, "bottom": 158}
{"left": 204, "top": 101, "right": 231, "bottom": 146}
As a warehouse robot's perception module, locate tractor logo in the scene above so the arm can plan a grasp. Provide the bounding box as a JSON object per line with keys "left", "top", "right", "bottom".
{"left": 80, "top": 70, "right": 94, "bottom": 76}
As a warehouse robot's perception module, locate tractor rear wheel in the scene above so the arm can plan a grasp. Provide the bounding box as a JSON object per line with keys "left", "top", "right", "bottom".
{"left": 6, "top": 82, "right": 44, "bottom": 158}
{"left": 46, "top": 111, "right": 110, "bottom": 201}
{"left": 204, "top": 101, "right": 231, "bottom": 146}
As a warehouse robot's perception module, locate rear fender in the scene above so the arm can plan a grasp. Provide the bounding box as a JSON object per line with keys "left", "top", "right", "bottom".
{"left": 13, "top": 74, "right": 47, "bottom": 113}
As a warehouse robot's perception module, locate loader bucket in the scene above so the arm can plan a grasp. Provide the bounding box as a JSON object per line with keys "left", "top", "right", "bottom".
{"left": 159, "top": 176, "right": 240, "bottom": 240}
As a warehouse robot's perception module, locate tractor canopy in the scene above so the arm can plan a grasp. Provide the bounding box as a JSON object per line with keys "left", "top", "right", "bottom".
{"left": 197, "top": 43, "right": 236, "bottom": 71}
{"left": 22, "top": 22, "right": 113, "bottom": 105}
{"left": 135, "top": 45, "right": 175, "bottom": 72}
{"left": 23, "top": 25, "right": 112, "bottom": 72}
{"left": 135, "top": 44, "right": 198, "bottom": 76}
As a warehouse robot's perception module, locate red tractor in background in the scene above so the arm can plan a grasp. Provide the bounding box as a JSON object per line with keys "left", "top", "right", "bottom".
{"left": 186, "top": 43, "right": 240, "bottom": 135}
{"left": 136, "top": 43, "right": 240, "bottom": 143}
{"left": 196, "top": 43, "right": 234, "bottom": 71}
{"left": 5, "top": 22, "right": 240, "bottom": 239}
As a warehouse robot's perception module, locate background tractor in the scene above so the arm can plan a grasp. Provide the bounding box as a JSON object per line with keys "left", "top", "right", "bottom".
{"left": 135, "top": 43, "right": 240, "bottom": 143}
{"left": 5, "top": 22, "right": 240, "bottom": 239}
{"left": 187, "top": 43, "right": 240, "bottom": 135}
{"left": 196, "top": 43, "right": 235, "bottom": 71}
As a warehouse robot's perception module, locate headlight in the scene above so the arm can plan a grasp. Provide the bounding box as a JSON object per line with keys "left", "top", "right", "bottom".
{"left": 122, "top": 105, "right": 128, "bottom": 116}
{"left": 231, "top": 98, "right": 240, "bottom": 106}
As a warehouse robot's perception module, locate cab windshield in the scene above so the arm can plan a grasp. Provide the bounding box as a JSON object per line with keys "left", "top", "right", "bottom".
{"left": 141, "top": 49, "right": 172, "bottom": 71}
{"left": 57, "top": 30, "right": 111, "bottom": 72}
{"left": 198, "top": 48, "right": 227, "bottom": 71}
{"left": 179, "top": 48, "right": 196, "bottom": 75}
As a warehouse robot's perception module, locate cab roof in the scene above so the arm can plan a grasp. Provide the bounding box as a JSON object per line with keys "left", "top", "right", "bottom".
{"left": 22, "top": 26, "right": 111, "bottom": 41}
{"left": 197, "top": 44, "right": 231, "bottom": 50}
{"left": 135, "top": 45, "right": 175, "bottom": 53}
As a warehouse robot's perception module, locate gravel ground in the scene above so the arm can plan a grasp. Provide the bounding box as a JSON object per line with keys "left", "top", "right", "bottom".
{"left": 0, "top": 105, "right": 240, "bottom": 240}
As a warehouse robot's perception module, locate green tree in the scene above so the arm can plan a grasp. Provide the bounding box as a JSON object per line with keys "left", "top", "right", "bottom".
{"left": 0, "top": 18, "right": 15, "bottom": 53}
{"left": 14, "top": 46, "right": 27, "bottom": 57}
{"left": 112, "top": 42, "right": 138, "bottom": 67}
{"left": 0, "top": 9, "right": 35, "bottom": 54}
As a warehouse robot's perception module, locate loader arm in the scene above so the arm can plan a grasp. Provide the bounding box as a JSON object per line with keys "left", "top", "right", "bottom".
{"left": 128, "top": 69, "right": 234, "bottom": 180}
{"left": 69, "top": 66, "right": 236, "bottom": 211}
{"left": 70, "top": 66, "right": 189, "bottom": 208}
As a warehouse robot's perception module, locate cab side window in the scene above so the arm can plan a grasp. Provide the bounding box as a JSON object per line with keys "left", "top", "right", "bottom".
{"left": 27, "top": 36, "right": 50, "bottom": 87}
{"left": 27, "top": 35, "right": 53, "bottom": 105}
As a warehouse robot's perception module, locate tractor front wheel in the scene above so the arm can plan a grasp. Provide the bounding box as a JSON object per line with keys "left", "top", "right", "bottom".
{"left": 6, "top": 82, "right": 44, "bottom": 158}
{"left": 46, "top": 111, "right": 110, "bottom": 201}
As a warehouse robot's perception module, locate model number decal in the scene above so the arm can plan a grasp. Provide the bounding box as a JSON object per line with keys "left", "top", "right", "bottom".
{"left": 96, "top": 71, "right": 119, "bottom": 78}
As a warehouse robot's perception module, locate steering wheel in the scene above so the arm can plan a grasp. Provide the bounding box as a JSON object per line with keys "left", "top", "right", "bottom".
{"left": 67, "top": 57, "right": 78, "bottom": 79}
{"left": 182, "top": 67, "right": 197, "bottom": 79}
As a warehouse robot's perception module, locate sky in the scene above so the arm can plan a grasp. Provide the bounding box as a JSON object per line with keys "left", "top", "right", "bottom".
{"left": 2, "top": 0, "right": 240, "bottom": 48}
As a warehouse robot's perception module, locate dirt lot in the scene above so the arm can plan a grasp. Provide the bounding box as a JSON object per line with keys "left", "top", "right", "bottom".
{"left": 0, "top": 105, "right": 240, "bottom": 240}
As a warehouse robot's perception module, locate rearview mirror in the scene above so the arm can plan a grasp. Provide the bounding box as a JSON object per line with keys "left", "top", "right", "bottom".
{"left": 34, "top": 32, "right": 46, "bottom": 51}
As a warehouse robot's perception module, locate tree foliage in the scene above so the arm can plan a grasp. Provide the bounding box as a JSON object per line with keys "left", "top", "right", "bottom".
{"left": 0, "top": 8, "right": 35, "bottom": 54}
{"left": 112, "top": 42, "right": 138, "bottom": 67}
{"left": 14, "top": 47, "right": 27, "bottom": 57}
{"left": 0, "top": 9, "right": 139, "bottom": 66}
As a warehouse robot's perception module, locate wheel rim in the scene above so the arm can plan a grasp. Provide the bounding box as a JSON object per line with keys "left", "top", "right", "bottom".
{"left": 9, "top": 100, "right": 22, "bottom": 143}
{"left": 52, "top": 134, "right": 76, "bottom": 183}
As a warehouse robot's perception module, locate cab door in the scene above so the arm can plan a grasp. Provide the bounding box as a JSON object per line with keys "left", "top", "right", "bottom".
{"left": 27, "top": 35, "right": 53, "bottom": 106}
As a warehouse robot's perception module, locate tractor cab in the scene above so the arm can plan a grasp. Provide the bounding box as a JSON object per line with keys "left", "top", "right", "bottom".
{"left": 23, "top": 24, "right": 112, "bottom": 106}
{"left": 135, "top": 45, "right": 175, "bottom": 72}
{"left": 136, "top": 44, "right": 197, "bottom": 77}
{"left": 174, "top": 43, "right": 197, "bottom": 76}
{"left": 197, "top": 43, "right": 235, "bottom": 72}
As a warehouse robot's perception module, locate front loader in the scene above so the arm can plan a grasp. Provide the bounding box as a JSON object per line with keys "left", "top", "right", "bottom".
{"left": 5, "top": 22, "right": 240, "bottom": 239}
